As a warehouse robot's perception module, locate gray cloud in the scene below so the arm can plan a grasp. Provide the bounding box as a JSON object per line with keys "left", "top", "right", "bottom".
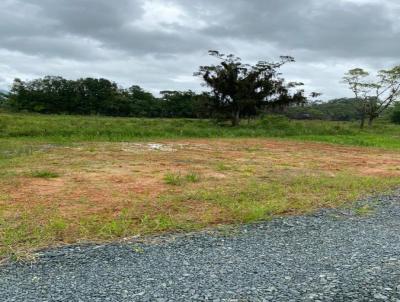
{"left": 197, "top": 0, "right": 400, "bottom": 59}
{"left": 0, "top": 0, "right": 399, "bottom": 99}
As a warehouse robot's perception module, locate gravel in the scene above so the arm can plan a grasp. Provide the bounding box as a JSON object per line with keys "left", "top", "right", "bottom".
{"left": 1, "top": 192, "right": 400, "bottom": 301}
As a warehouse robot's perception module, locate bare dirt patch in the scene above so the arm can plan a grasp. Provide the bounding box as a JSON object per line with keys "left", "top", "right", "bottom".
{"left": 5, "top": 139, "right": 400, "bottom": 210}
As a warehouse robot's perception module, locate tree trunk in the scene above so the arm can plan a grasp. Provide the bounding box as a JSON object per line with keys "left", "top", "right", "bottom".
{"left": 231, "top": 110, "right": 240, "bottom": 126}
{"left": 368, "top": 116, "right": 375, "bottom": 127}
{"left": 359, "top": 115, "right": 365, "bottom": 129}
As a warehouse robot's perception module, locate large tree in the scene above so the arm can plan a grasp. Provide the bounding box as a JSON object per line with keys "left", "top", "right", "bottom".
{"left": 195, "top": 50, "right": 306, "bottom": 126}
{"left": 343, "top": 66, "right": 400, "bottom": 128}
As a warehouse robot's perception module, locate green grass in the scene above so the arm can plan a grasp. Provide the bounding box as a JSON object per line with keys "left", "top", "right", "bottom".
{"left": 185, "top": 171, "right": 201, "bottom": 183}
{"left": 354, "top": 204, "right": 376, "bottom": 216}
{"left": 215, "top": 162, "right": 231, "bottom": 171}
{"left": 164, "top": 171, "right": 201, "bottom": 185}
{"left": 163, "top": 172, "right": 183, "bottom": 186}
{"left": 1, "top": 113, "right": 400, "bottom": 151}
{"left": 183, "top": 173, "right": 397, "bottom": 222}
{"left": 30, "top": 170, "right": 60, "bottom": 179}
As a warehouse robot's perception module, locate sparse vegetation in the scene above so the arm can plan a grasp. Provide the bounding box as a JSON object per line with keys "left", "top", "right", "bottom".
{"left": 185, "top": 172, "right": 201, "bottom": 183}
{"left": 30, "top": 170, "right": 60, "bottom": 179}
{"left": 164, "top": 171, "right": 201, "bottom": 185}
{"left": 215, "top": 163, "right": 231, "bottom": 172}
{"left": 354, "top": 204, "right": 376, "bottom": 216}
{"left": 164, "top": 172, "right": 183, "bottom": 186}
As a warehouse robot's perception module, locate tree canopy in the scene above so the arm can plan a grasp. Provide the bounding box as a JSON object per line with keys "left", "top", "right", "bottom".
{"left": 5, "top": 76, "right": 213, "bottom": 118}
{"left": 195, "top": 50, "right": 306, "bottom": 125}
{"left": 342, "top": 66, "right": 400, "bottom": 128}
{"left": 285, "top": 98, "right": 362, "bottom": 121}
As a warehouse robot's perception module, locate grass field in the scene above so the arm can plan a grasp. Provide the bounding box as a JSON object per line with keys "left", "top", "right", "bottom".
{"left": 1, "top": 113, "right": 400, "bottom": 259}
{"left": 1, "top": 112, "right": 400, "bottom": 148}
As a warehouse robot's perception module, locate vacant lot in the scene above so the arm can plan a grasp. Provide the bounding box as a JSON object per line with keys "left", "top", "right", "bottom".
{"left": 1, "top": 113, "right": 400, "bottom": 259}
{"left": 1, "top": 130, "right": 400, "bottom": 258}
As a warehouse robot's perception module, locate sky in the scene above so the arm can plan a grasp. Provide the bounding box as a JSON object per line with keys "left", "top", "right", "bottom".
{"left": 0, "top": 0, "right": 399, "bottom": 99}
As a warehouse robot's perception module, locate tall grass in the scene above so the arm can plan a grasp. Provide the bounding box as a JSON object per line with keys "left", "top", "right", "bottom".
{"left": 1, "top": 113, "right": 400, "bottom": 149}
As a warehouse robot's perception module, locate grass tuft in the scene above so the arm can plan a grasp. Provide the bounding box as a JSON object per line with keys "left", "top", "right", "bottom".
{"left": 215, "top": 162, "right": 231, "bottom": 171}
{"left": 185, "top": 171, "right": 201, "bottom": 183}
{"left": 354, "top": 204, "right": 376, "bottom": 216}
{"left": 163, "top": 172, "right": 183, "bottom": 186}
{"left": 164, "top": 171, "right": 201, "bottom": 185}
{"left": 31, "top": 170, "right": 60, "bottom": 179}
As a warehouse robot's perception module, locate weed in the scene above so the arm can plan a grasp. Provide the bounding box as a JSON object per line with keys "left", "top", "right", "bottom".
{"left": 215, "top": 162, "right": 231, "bottom": 171}
{"left": 164, "top": 172, "right": 183, "bottom": 185}
{"left": 7, "top": 249, "right": 36, "bottom": 263}
{"left": 354, "top": 204, "right": 376, "bottom": 216}
{"left": 100, "top": 211, "right": 132, "bottom": 238}
{"left": 185, "top": 171, "right": 201, "bottom": 183}
{"left": 31, "top": 170, "right": 59, "bottom": 179}
{"left": 131, "top": 245, "right": 144, "bottom": 253}
{"left": 45, "top": 218, "right": 68, "bottom": 240}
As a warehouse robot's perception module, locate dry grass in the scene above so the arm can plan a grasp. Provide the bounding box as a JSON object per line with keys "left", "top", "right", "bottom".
{"left": 1, "top": 138, "right": 400, "bottom": 259}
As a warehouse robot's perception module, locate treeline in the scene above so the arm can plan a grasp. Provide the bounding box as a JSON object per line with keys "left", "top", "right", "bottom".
{"left": 1, "top": 51, "right": 315, "bottom": 125}
{"left": 285, "top": 98, "right": 400, "bottom": 124}
{"left": 285, "top": 98, "right": 361, "bottom": 121}
{"left": 2, "top": 77, "right": 400, "bottom": 124}
{"left": 2, "top": 75, "right": 309, "bottom": 122}
{"left": 3, "top": 76, "right": 213, "bottom": 118}
{"left": 2, "top": 51, "right": 312, "bottom": 125}
{"left": 2, "top": 51, "right": 399, "bottom": 127}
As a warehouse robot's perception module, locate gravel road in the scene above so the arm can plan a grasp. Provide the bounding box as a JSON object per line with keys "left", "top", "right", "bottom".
{"left": 1, "top": 193, "right": 400, "bottom": 301}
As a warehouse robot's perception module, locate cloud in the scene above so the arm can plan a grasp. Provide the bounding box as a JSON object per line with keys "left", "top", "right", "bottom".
{"left": 0, "top": 0, "right": 399, "bottom": 99}
{"left": 197, "top": 0, "right": 400, "bottom": 60}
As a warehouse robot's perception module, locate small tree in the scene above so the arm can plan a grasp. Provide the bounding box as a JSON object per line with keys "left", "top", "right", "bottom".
{"left": 343, "top": 66, "right": 400, "bottom": 128}
{"left": 195, "top": 50, "right": 305, "bottom": 126}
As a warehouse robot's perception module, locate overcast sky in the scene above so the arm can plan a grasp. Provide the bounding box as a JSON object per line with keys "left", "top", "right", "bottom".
{"left": 1, "top": 0, "right": 399, "bottom": 99}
